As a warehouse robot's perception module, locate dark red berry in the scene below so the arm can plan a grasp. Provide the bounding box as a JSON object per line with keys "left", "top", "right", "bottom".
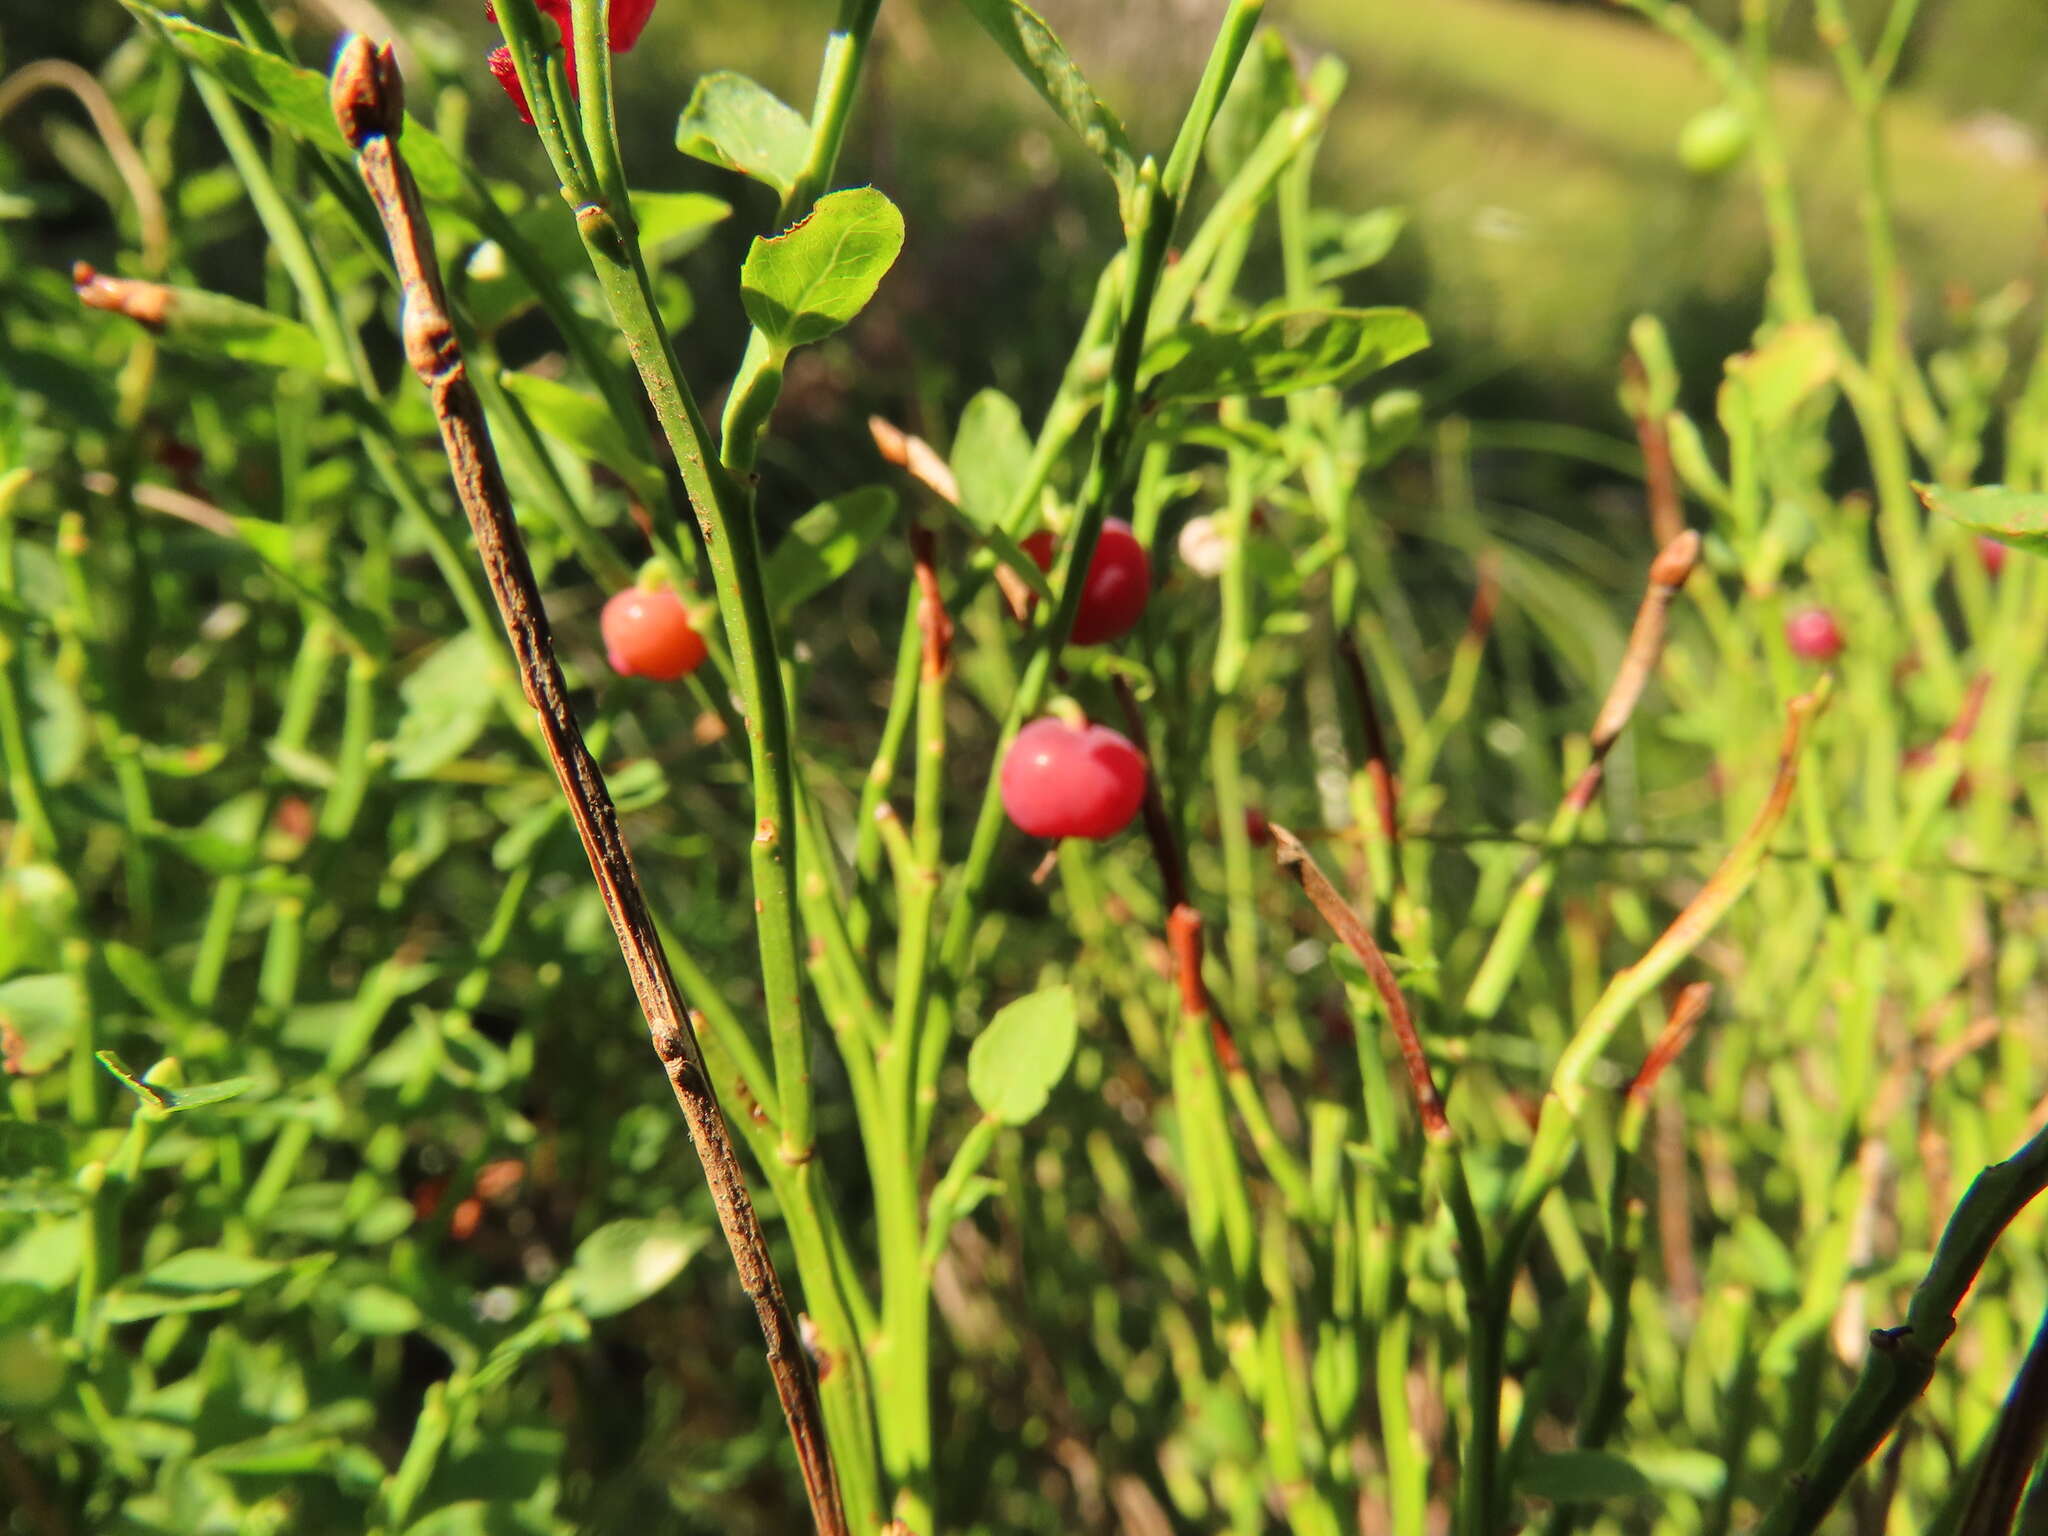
{"left": 602, "top": 587, "right": 707, "bottom": 681}
{"left": 1244, "top": 807, "right": 1271, "bottom": 847}
{"left": 1022, "top": 518, "right": 1153, "bottom": 645}
{"left": 1000, "top": 718, "right": 1147, "bottom": 840}
{"left": 1785, "top": 606, "right": 1844, "bottom": 662}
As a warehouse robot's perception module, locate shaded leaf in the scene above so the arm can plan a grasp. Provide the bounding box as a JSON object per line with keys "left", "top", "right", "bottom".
{"left": 741, "top": 188, "right": 905, "bottom": 353}
{"left": 97, "top": 1052, "right": 256, "bottom": 1118}
{"left": 1309, "top": 207, "right": 1408, "bottom": 284}
{"left": 0, "top": 1121, "right": 65, "bottom": 1179}
{"left": 968, "top": 986, "right": 1078, "bottom": 1125}
{"left": 144, "top": 1249, "right": 286, "bottom": 1293}
{"left": 119, "top": 4, "right": 466, "bottom": 204}
{"left": 765, "top": 485, "right": 897, "bottom": 618}
{"left": 0, "top": 973, "right": 85, "bottom": 1075}
{"left": 951, "top": 388, "right": 1032, "bottom": 530}
{"left": 500, "top": 371, "right": 664, "bottom": 507}
{"left": 675, "top": 72, "right": 811, "bottom": 193}
{"left": 391, "top": 631, "right": 496, "bottom": 781}
{"left": 1917, "top": 482, "right": 2048, "bottom": 556}
{"left": 1517, "top": 1448, "right": 1724, "bottom": 1503}
{"left": 341, "top": 1284, "right": 423, "bottom": 1336}
{"left": 1724, "top": 320, "right": 1836, "bottom": 429}
{"left": 955, "top": 0, "right": 1137, "bottom": 224}
{"left": 1145, "top": 308, "right": 1429, "bottom": 403}
{"left": 564, "top": 1216, "right": 706, "bottom": 1317}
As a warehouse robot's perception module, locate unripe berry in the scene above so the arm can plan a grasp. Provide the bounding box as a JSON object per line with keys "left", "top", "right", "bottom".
{"left": 1677, "top": 103, "right": 1750, "bottom": 176}
{"left": 601, "top": 586, "right": 707, "bottom": 681}
{"left": 1000, "top": 718, "right": 1147, "bottom": 841}
{"left": 1785, "top": 605, "right": 1844, "bottom": 662}
{"left": 1022, "top": 518, "right": 1153, "bottom": 645}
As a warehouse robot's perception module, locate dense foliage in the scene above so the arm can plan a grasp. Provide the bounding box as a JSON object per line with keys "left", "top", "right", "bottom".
{"left": 1, "top": 2, "right": 2044, "bottom": 1535}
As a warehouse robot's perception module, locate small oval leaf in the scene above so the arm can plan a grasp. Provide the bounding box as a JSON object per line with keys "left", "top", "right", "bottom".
{"left": 968, "top": 986, "right": 1079, "bottom": 1125}
{"left": 741, "top": 188, "right": 905, "bottom": 354}
{"left": 676, "top": 72, "right": 811, "bottom": 193}
{"left": 766, "top": 485, "right": 898, "bottom": 618}
{"left": 1144, "top": 308, "right": 1429, "bottom": 403}
{"left": 565, "top": 1216, "right": 706, "bottom": 1317}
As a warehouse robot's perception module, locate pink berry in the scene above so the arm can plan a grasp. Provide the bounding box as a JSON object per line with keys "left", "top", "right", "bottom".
{"left": 601, "top": 587, "right": 707, "bottom": 681}
{"left": 1021, "top": 519, "right": 1153, "bottom": 645}
{"left": 1979, "top": 536, "right": 2009, "bottom": 578}
{"left": 1785, "top": 606, "right": 1844, "bottom": 662}
{"left": 999, "top": 718, "right": 1147, "bottom": 841}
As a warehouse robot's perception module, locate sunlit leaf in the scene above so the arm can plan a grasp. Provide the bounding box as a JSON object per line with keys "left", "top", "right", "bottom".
{"left": 1917, "top": 482, "right": 2048, "bottom": 556}
{"left": 675, "top": 72, "right": 811, "bottom": 193}
{"left": 968, "top": 986, "right": 1078, "bottom": 1125}
{"left": 741, "top": 188, "right": 905, "bottom": 353}
{"left": 1144, "top": 308, "right": 1429, "bottom": 403}
{"left": 765, "top": 485, "right": 897, "bottom": 618}
{"left": 955, "top": 0, "right": 1137, "bottom": 224}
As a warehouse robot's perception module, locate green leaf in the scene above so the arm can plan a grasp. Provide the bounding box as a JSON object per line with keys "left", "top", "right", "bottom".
{"left": 955, "top": 0, "right": 1138, "bottom": 224}
{"left": 500, "top": 370, "right": 664, "bottom": 507}
{"left": 96, "top": 1052, "right": 256, "bottom": 1118}
{"left": 1308, "top": 208, "right": 1408, "bottom": 285}
{"left": 100, "top": 1288, "right": 246, "bottom": 1324}
{"left": 100, "top": 941, "right": 200, "bottom": 1026}
{"left": 0, "top": 1120, "right": 65, "bottom": 1180}
{"left": 1144, "top": 308, "right": 1429, "bottom": 403}
{"left": 390, "top": 631, "right": 497, "bottom": 781}
{"left": 144, "top": 1249, "right": 286, "bottom": 1293}
{"left": 226, "top": 516, "right": 383, "bottom": 655}
{"left": 951, "top": 389, "right": 1033, "bottom": 531}
{"left": 765, "top": 485, "right": 898, "bottom": 618}
{"left": 675, "top": 72, "right": 811, "bottom": 193}
{"left": 564, "top": 1216, "right": 706, "bottom": 1317}
{"left": 740, "top": 188, "right": 905, "bottom": 353}
{"left": 1917, "top": 482, "right": 2048, "bottom": 556}
{"left": 1723, "top": 320, "right": 1836, "bottom": 429}
{"left": 967, "top": 985, "right": 1079, "bottom": 1125}
{"left": 403, "top": 1501, "right": 531, "bottom": 1536}
{"left": 119, "top": 4, "right": 466, "bottom": 205}
{"left": 1517, "top": 1448, "right": 1724, "bottom": 1503}
{"left": 0, "top": 974, "right": 86, "bottom": 1076}
{"left": 341, "top": 1284, "right": 423, "bottom": 1336}
{"left": 634, "top": 191, "right": 733, "bottom": 262}
{"left": 79, "top": 278, "right": 327, "bottom": 373}
{"left": 1207, "top": 31, "right": 1303, "bottom": 184}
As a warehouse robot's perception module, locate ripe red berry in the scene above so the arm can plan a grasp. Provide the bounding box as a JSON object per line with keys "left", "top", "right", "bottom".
{"left": 1979, "top": 536, "right": 2009, "bottom": 578}
{"left": 1022, "top": 518, "right": 1153, "bottom": 645}
{"left": 1244, "top": 807, "right": 1271, "bottom": 847}
{"left": 1000, "top": 718, "right": 1147, "bottom": 841}
{"left": 1785, "top": 606, "right": 1844, "bottom": 662}
{"left": 486, "top": 45, "right": 544, "bottom": 125}
{"left": 601, "top": 587, "right": 707, "bottom": 681}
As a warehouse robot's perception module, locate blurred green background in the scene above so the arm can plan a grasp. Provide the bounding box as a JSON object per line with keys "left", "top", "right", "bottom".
{"left": 9, "top": 0, "right": 2046, "bottom": 432}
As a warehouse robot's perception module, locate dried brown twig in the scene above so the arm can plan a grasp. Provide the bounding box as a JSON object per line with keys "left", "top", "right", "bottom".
{"left": 1270, "top": 823, "right": 1449, "bottom": 1140}
{"left": 327, "top": 39, "right": 845, "bottom": 1536}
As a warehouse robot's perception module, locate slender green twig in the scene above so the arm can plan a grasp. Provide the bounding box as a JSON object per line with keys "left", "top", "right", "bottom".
{"left": 1754, "top": 1125, "right": 2048, "bottom": 1536}
{"left": 328, "top": 43, "right": 845, "bottom": 1535}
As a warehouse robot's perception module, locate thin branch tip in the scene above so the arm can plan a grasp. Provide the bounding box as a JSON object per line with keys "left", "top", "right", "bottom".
{"left": 330, "top": 34, "right": 402, "bottom": 150}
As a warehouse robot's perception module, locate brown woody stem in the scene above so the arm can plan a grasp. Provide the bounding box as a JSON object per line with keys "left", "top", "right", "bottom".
{"left": 327, "top": 38, "right": 845, "bottom": 1536}
{"left": 1270, "top": 823, "right": 1449, "bottom": 1140}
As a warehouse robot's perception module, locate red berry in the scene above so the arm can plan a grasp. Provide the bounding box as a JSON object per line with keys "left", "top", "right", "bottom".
{"left": 1785, "top": 606, "right": 1843, "bottom": 662}
{"left": 1979, "top": 536, "right": 2009, "bottom": 578}
{"left": 486, "top": 45, "right": 540, "bottom": 124}
{"left": 1023, "top": 518, "right": 1153, "bottom": 645}
{"left": 1244, "top": 807, "right": 1271, "bottom": 847}
{"left": 602, "top": 587, "right": 707, "bottom": 681}
{"left": 1000, "top": 718, "right": 1147, "bottom": 841}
